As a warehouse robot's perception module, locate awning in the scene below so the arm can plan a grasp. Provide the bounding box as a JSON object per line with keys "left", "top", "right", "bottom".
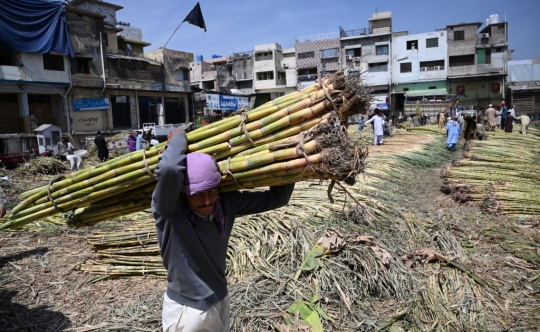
{"left": 507, "top": 84, "right": 540, "bottom": 91}
{"left": 405, "top": 88, "right": 448, "bottom": 97}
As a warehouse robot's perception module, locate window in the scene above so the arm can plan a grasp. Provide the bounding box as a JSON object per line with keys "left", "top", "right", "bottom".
{"left": 235, "top": 80, "right": 252, "bottom": 89}
{"left": 477, "top": 49, "right": 492, "bottom": 64}
{"left": 400, "top": 62, "right": 412, "bottom": 73}
{"left": 454, "top": 31, "right": 465, "bottom": 41}
{"left": 320, "top": 48, "right": 338, "bottom": 59}
{"left": 449, "top": 54, "right": 475, "bottom": 67}
{"left": 175, "top": 68, "right": 190, "bottom": 81}
{"left": 320, "top": 70, "right": 336, "bottom": 77}
{"left": 426, "top": 38, "right": 439, "bottom": 48}
{"left": 348, "top": 70, "right": 359, "bottom": 77}
{"left": 76, "top": 58, "right": 90, "bottom": 74}
{"left": 346, "top": 48, "right": 361, "bottom": 57}
{"left": 0, "top": 47, "right": 17, "bottom": 66}
{"left": 298, "top": 51, "right": 314, "bottom": 59}
{"left": 368, "top": 62, "right": 388, "bottom": 72}
{"left": 376, "top": 45, "right": 388, "bottom": 55}
{"left": 43, "top": 54, "right": 64, "bottom": 71}
{"left": 406, "top": 40, "right": 418, "bottom": 50}
{"left": 428, "top": 86, "right": 437, "bottom": 89}
{"left": 419, "top": 60, "right": 445, "bottom": 70}
{"left": 256, "top": 71, "right": 274, "bottom": 80}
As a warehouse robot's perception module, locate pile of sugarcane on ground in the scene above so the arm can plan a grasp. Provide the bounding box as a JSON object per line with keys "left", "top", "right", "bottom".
{"left": 441, "top": 124, "right": 540, "bottom": 217}
{"left": 83, "top": 137, "right": 511, "bottom": 331}
{"left": 0, "top": 71, "right": 372, "bottom": 230}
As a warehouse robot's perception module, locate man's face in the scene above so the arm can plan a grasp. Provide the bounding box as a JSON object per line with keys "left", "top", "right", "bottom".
{"left": 184, "top": 187, "right": 219, "bottom": 216}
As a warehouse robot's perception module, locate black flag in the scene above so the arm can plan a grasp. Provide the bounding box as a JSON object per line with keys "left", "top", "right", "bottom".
{"left": 182, "top": 2, "right": 206, "bottom": 32}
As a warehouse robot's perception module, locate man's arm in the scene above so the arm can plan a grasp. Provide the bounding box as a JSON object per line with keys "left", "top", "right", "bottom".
{"left": 364, "top": 117, "right": 375, "bottom": 125}
{"left": 234, "top": 183, "right": 295, "bottom": 216}
{"left": 152, "top": 132, "right": 187, "bottom": 219}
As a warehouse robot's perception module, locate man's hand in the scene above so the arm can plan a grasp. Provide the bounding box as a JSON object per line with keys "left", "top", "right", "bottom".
{"left": 167, "top": 129, "right": 184, "bottom": 143}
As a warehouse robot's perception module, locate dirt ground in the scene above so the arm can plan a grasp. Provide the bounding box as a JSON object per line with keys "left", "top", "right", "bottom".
{"left": 1, "top": 132, "right": 539, "bottom": 331}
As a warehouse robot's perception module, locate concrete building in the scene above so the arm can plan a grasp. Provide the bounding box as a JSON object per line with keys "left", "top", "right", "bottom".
{"left": 340, "top": 11, "right": 393, "bottom": 111}
{"left": 507, "top": 59, "right": 540, "bottom": 117}
{"left": 253, "top": 43, "right": 296, "bottom": 106}
{"left": 229, "top": 51, "right": 254, "bottom": 95}
{"left": 67, "top": 0, "right": 193, "bottom": 138}
{"left": 0, "top": 3, "right": 72, "bottom": 154}
{"left": 295, "top": 32, "right": 341, "bottom": 89}
{"left": 282, "top": 47, "right": 297, "bottom": 89}
{"left": 445, "top": 15, "right": 509, "bottom": 109}
{"left": 391, "top": 29, "right": 449, "bottom": 116}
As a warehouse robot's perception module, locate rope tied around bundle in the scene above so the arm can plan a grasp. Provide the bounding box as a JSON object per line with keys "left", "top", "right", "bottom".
{"left": 46, "top": 175, "right": 66, "bottom": 212}
{"left": 223, "top": 157, "right": 246, "bottom": 189}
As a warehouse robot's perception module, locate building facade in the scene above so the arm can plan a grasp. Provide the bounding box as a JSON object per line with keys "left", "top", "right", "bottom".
{"left": 295, "top": 32, "right": 341, "bottom": 89}
{"left": 391, "top": 29, "right": 449, "bottom": 115}
{"left": 445, "top": 17, "right": 509, "bottom": 109}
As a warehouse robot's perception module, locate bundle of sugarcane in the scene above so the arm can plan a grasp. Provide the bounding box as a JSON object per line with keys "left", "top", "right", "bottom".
{"left": 440, "top": 126, "right": 540, "bottom": 216}
{"left": 0, "top": 71, "right": 372, "bottom": 230}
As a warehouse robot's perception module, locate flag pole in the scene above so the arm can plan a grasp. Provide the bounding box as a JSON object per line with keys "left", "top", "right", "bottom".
{"left": 163, "top": 21, "right": 185, "bottom": 49}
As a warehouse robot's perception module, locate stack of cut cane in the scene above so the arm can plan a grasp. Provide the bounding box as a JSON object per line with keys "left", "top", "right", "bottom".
{"left": 0, "top": 71, "right": 371, "bottom": 230}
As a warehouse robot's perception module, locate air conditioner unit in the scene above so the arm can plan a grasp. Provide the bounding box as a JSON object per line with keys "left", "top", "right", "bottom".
{"left": 433, "top": 66, "right": 441, "bottom": 70}
{"left": 420, "top": 67, "right": 428, "bottom": 72}
{"left": 480, "top": 33, "right": 489, "bottom": 38}
{"left": 283, "top": 63, "right": 289, "bottom": 69}
{"left": 345, "top": 55, "right": 353, "bottom": 60}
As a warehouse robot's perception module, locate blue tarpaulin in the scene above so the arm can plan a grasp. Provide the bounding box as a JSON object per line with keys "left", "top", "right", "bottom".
{"left": 0, "top": 0, "right": 75, "bottom": 57}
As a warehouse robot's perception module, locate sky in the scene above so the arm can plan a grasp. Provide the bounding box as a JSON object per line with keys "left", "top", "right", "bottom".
{"left": 111, "top": 0, "right": 540, "bottom": 61}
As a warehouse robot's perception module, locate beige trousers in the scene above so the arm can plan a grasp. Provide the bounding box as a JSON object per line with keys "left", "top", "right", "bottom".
{"left": 162, "top": 293, "right": 230, "bottom": 332}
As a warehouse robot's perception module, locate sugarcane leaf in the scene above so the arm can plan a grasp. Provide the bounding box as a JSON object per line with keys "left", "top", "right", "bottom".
{"left": 287, "top": 300, "right": 313, "bottom": 319}
{"left": 305, "top": 310, "right": 323, "bottom": 332}
{"left": 315, "top": 303, "right": 334, "bottom": 322}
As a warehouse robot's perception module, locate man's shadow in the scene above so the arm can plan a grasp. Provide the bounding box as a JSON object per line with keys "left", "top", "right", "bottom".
{"left": 0, "top": 249, "right": 72, "bottom": 331}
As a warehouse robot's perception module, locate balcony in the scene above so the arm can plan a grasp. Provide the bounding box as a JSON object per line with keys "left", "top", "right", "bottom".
{"left": 297, "top": 74, "right": 317, "bottom": 82}
{"left": 107, "top": 55, "right": 164, "bottom": 82}
{"left": 339, "top": 27, "right": 372, "bottom": 38}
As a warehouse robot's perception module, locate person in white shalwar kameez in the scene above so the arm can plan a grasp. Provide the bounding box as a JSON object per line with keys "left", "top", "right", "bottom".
{"left": 364, "top": 109, "right": 385, "bottom": 145}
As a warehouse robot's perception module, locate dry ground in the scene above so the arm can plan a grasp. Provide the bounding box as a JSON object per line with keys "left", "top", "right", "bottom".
{"left": 1, "top": 130, "right": 539, "bottom": 331}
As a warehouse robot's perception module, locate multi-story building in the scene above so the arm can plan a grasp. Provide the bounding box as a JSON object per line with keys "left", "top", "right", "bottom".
{"left": 295, "top": 32, "right": 341, "bottom": 89}
{"left": 391, "top": 29, "right": 449, "bottom": 116}
{"left": 445, "top": 16, "right": 509, "bottom": 109}
{"left": 253, "top": 43, "right": 295, "bottom": 107}
{"left": 0, "top": 0, "right": 73, "bottom": 154}
{"left": 340, "top": 11, "right": 393, "bottom": 111}
{"left": 282, "top": 47, "right": 298, "bottom": 89}
{"left": 67, "top": 0, "right": 193, "bottom": 138}
{"left": 230, "top": 51, "right": 254, "bottom": 95}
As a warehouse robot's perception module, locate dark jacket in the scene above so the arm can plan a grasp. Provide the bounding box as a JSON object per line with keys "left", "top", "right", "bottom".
{"left": 152, "top": 133, "right": 294, "bottom": 311}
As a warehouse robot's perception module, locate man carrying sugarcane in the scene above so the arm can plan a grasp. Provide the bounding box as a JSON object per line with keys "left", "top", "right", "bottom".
{"left": 153, "top": 129, "right": 295, "bottom": 331}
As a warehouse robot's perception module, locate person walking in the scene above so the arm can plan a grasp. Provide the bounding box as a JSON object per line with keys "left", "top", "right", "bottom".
{"left": 515, "top": 114, "right": 531, "bottom": 135}
{"left": 136, "top": 130, "right": 145, "bottom": 151}
{"left": 57, "top": 137, "right": 75, "bottom": 155}
{"left": 484, "top": 104, "right": 497, "bottom": 131}
{"left": 446, "top": 114, "right": 461, "bottom": 151}
{"left": 500, "top": 101, "right": 508, "bottom": 129}
{"left": 153, "top": 130, "right": 295, "bottom": 331}
{"left": 94, "top": 131, "right": 109, "bottom": 162}
{"left": 364, "top": 109, "right": 385, "bottom": 145}
{"left": 127, "top": 132, "right": 137, "bottom": 152}
{"left": 357, "top": 116, "right": 365, "bottom": 131}
{"left": 0, "top": 185, "right": 7, "bottom": 217}
{"left": 438, "top": 111, "right": 446, "bottom": 129}
{"left": 504, "top": 112, "right": 515, "bottom": 133}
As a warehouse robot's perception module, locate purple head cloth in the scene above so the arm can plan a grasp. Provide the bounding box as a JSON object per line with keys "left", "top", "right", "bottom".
{"left": 183, "top": 153, "right": 221, "bottom": 195}
{"left": 183, "top": 153, "right": 225, "bottom": 238}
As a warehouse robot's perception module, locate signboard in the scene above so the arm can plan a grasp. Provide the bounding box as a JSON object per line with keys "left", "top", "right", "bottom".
{"left": 72, "top": 98, "right": 110, "bottom": 112}
{"left": 376, "top": 103, "right": 389, "bottom": 110}
{"left": 116, "top": 96, "right": 127, "bottom": 103}
{"left": 206, "top": 94, "right": 249, "bottom": 111}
